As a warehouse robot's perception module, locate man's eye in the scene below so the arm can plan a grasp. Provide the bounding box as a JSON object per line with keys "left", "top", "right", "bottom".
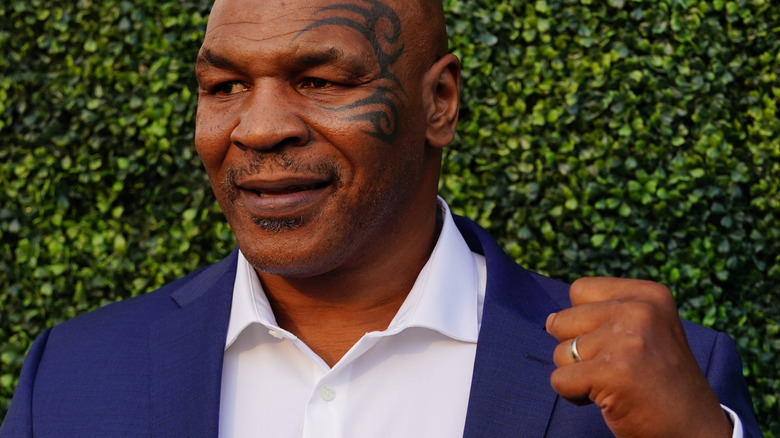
{"left": 300, "top": 77, "right": 333, "bottom": 89}
{"left": 211, "top": 81, "right": 248, "bottom": 95}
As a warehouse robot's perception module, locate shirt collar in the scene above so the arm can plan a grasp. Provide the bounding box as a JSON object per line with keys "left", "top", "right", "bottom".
{"left": 383, "top": 199, "right": 481, "bottom": 342}
{"left": 225, "top": 197, "right": 482, "bottom": 349}
{"left": 224, "top": 251, "right": 279, "bottom": 349}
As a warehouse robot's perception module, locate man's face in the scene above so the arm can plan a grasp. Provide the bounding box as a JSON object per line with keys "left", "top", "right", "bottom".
{"left": 195, "top": 0, "right": 441, "bottom": 278}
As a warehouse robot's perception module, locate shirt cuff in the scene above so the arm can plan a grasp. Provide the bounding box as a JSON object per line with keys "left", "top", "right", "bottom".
{"left": 721, "top": 404, "right": 743, "bottom": 438}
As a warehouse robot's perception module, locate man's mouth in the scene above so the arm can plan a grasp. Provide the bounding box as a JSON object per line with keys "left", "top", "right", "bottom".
{"left": 233, "top": 177, "right": 334, "bottom": 217}
{"left": 246, "top": 181, "right": 330, "bottom": 197}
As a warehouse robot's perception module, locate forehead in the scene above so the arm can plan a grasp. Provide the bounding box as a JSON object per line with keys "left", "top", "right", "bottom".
{"left": 204, "top": 0, "right": 405, "bottom": 53}
{"left": 207, "top": 0, "right": 316, "bottom": 33}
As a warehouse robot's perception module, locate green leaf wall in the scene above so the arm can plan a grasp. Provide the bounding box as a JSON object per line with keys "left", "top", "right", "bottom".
{"left": 1, "top": 0, "right": 778, "bottom": 434}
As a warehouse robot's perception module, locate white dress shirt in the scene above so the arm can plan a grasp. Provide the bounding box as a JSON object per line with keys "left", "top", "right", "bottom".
{"left": 219, "top": 198, "right": 743, "bottom": 438}
{"left": 220, "top": 199, "right": 487, "bottom": 438}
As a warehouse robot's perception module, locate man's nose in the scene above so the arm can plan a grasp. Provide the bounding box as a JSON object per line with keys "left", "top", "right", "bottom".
{"left": 230, "top": 83, "right": 310, "bottom": 151}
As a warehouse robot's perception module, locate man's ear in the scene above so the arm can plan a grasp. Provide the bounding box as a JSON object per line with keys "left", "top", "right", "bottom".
{"left": 423, "top": 54, "right": 461, "bottom": 149}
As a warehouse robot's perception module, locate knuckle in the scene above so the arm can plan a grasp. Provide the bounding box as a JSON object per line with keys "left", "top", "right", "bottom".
{"left": 627, "top": 300, "right": 657, "bottom": 325}
{"left": 611, "top": 300, "right": 657, "bottom": 332}
{"left": 622, "top": 333, "right": 649, "bottom": 358}
{"left": 549, "top": 368, "right": 565, "bottom": 390}
{"left": 569, "top": 278, "right": 587, "bottom": 301}
{"left": 552, "top": 342, "right": 569, "bottom": 367}
{"left": 638, "top": 280, "right": 675, "bottom": 305}
{"left": 570, "top": 276, "right": 602, "bottom": 305}
{"left": 608, "top": 353, "right": 636, "bottom": 375}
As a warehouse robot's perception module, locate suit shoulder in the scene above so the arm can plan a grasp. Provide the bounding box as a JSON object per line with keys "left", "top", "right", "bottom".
{"left": 49, "top": 251, "right": 237, "bottom": 340}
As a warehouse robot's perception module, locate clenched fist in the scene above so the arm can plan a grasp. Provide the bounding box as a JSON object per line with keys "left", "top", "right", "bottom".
{"left": 545, "top": 277, "right": 733, "bottom": 438}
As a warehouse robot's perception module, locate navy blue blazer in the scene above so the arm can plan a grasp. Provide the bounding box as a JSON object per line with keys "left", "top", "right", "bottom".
{"left": 1, "top": 216, "right": 762, "bottom": 437}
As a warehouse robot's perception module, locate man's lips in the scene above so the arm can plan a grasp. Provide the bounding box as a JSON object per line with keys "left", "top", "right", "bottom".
{"left": 243, "top": 183, "right": 329, "bottom": 196}
{"left": 238, "top": 176, "right": 331, "bottom": 194}
{"left": 234, "top": 177, "right": 333, "bottom": 216}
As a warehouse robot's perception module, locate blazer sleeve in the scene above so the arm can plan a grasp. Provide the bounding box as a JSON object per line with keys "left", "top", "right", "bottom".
{"left": 706, "top": 331, "right": 763, "bottom": 438}
{"left": 0, "top": 328, "right": 51, "bottom": 438}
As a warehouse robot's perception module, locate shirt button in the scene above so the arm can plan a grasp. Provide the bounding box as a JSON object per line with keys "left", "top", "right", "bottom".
{"left": 268, "top": 329, "right": 284, "bottom": 339}
{"left": 319, "top": 385, "right": 336, "bottom": 402}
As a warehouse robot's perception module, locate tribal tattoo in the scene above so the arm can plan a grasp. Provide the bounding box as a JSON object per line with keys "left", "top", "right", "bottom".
{"left": 295, "top": 0, "right": 406, "bottom": 144}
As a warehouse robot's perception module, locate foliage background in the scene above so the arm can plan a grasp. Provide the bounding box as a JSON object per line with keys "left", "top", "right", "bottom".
{"left": 1, "top": 0, "right": 778, "bottom": 434}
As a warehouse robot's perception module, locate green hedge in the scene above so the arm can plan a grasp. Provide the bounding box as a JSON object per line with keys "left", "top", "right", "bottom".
{"left": 1, "top": 0, "right": 778, "bottom": 435}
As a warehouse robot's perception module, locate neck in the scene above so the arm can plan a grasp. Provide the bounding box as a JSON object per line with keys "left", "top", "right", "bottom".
{"left": 257, "top": 206, "right": 444, "bottom": 367}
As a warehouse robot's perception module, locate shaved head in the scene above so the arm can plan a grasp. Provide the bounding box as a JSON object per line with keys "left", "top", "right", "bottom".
{"left": 207, "top": 0, "right": 449, "bottom": 74}
{"left": 410, "top": 0, "right": 449, "bottom": 58}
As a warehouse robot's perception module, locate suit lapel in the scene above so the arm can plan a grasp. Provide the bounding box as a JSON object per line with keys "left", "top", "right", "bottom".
{"left": 148, "top": 251, "right": 238, "bottom": 438}
{"left": 455, "top": 217, "right": 564, "bottom": 438}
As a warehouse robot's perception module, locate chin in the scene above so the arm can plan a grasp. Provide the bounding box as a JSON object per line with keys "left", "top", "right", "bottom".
{"left": 241, "top": 245, "right": 345, "bottom": 279}
{"left": 234, "top": 219, "right": 349, "bottom": 279}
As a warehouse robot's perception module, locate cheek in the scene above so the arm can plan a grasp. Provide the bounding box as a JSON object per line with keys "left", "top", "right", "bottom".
{"left": 194, "top": 103, "right": 236, "bottom": 172}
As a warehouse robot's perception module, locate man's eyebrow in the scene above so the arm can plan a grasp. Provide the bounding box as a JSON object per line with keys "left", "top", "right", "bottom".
{"left": 295, "top": 47, "right": 374, "bottom": 77}
{"left": 196, "top": 48, "right": 238, "bottom": 71}
{"left": 196, "top": 46, "right": 372, "bottom": 76}
{"left": 296, "top": 47, "right": 343, "bottom": 67}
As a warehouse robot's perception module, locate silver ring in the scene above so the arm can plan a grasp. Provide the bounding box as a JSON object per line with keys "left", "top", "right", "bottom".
{"left": 570, "top": 336, "right": 584, "bottom": 362}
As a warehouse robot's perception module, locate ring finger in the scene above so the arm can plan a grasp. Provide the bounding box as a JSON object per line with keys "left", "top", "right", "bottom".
{"left": 553, "top": 333, "right": 594, "bottom": 367}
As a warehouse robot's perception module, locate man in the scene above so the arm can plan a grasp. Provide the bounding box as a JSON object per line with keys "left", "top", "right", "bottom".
{"left": 0, "top": 0, "right": 761, "bottom": 436}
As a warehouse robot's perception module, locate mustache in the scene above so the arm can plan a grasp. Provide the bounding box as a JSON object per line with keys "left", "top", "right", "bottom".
{"left": 220, "top": 152, "right": 343, "bottom": 202}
